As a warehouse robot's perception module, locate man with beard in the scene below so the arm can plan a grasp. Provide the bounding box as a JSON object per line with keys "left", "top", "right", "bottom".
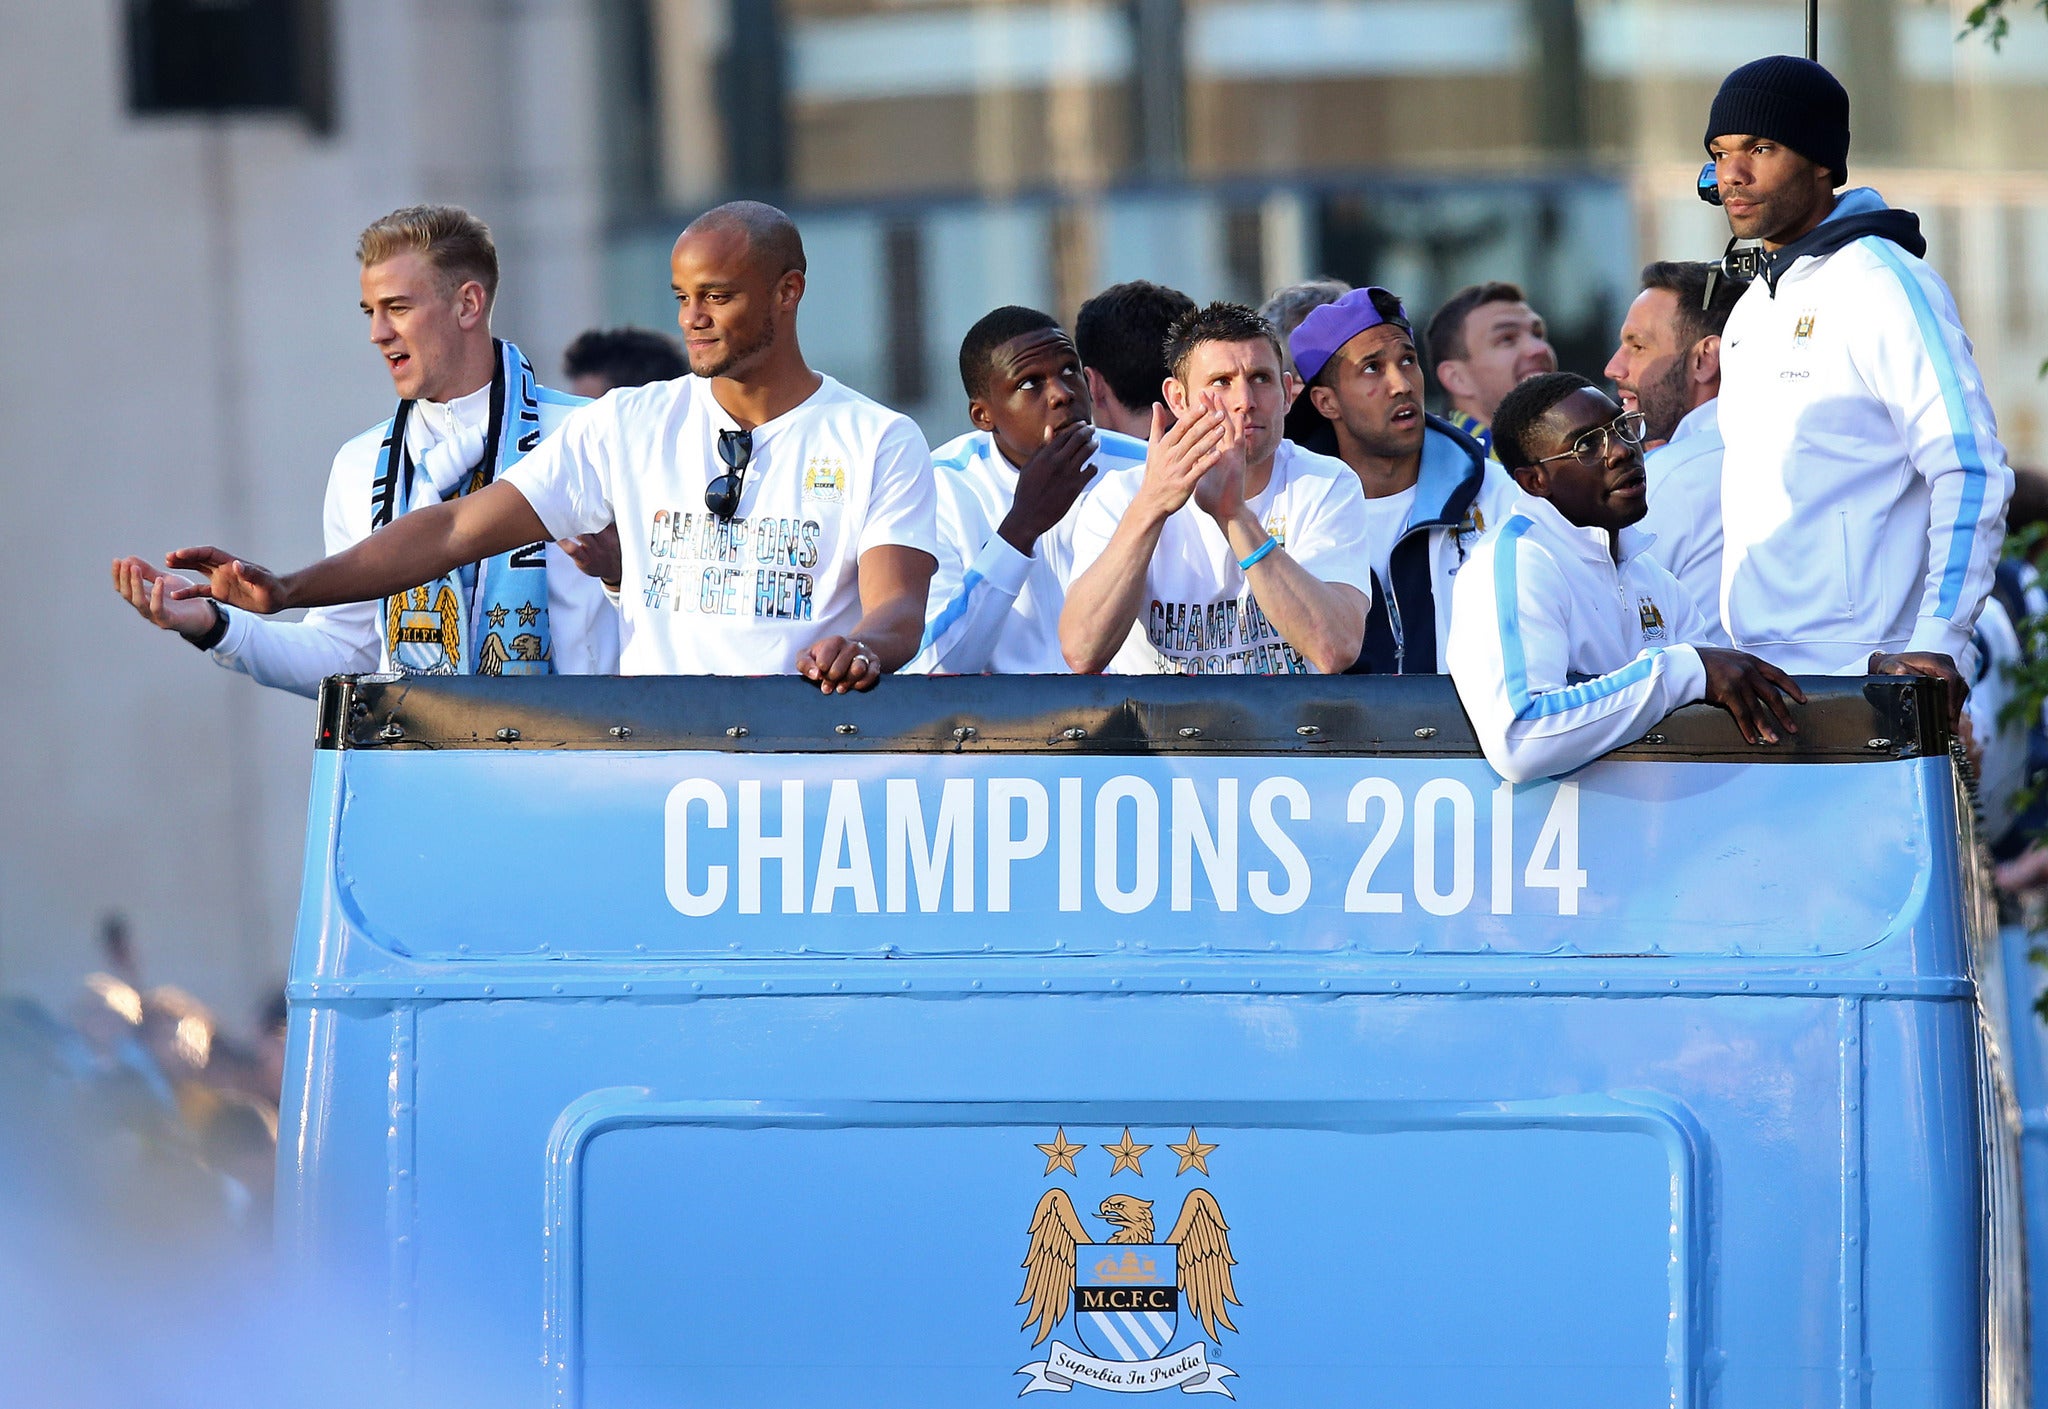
{"left": 112, "top": 204, "right": 619, "bottom": 686}
{"left": 1060, "top": 303, "right": 1372, "bottom": 676}
{"left": 1448, "top": 372, "right": 1803, "bottom": 782}
{"left": 1290, "top": 286, "right": 1513, "bottom": 674}
{"left": 1707, "top": 56, "right": 2011, "bottom": 710}
{"left": 913, "top": 307, "right": 1146, "bottom": 673}
{"left": 1603, "top": 261, "right": 1743, "bottom": 643}
{"left": 1423, "top": 282, "right": 1558, "bottom": 457}
{"left": 149, "top": 202, "right": 937, "bottom": 692}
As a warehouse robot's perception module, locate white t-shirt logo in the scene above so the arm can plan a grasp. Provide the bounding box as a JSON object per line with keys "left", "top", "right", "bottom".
{"left": 803, "top": 455, "right": 847, "bottom": 503}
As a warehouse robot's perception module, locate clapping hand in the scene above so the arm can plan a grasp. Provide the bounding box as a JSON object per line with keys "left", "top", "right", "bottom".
{"left": 1189, "top": 390, "right": 1249, "bottom": 525}
{"left": 1133, "top": 400, "right": 1230, "bottom": 522}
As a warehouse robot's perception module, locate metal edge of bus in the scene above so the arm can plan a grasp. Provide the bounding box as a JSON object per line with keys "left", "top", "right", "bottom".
{"left": 314, "top": 672, "right": 1948, "bottom": 762}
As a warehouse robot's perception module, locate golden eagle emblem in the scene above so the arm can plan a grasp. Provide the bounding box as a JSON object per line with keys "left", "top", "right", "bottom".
{"left": 1018, "top": 1188, "right": 1240, "bottom": 1347}
{"left": 386, "top": 584, "right": 463, "bottom": 672}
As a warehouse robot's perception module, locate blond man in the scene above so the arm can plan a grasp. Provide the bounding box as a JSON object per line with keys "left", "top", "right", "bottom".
{"left": 112, "top": 205, "right": 619, "bottom": 691}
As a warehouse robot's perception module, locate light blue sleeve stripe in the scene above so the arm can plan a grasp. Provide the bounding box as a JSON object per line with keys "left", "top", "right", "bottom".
{"left": 1865, "top": 238, "right": 1990, "bottom": 622}
{"left": 1522, "top": 653, "right": 1661, "bottom": 719}
{"left": 917, "top": 568, "right": 987, "bottom": 655}
{"left": 1493, "top": 515, "right": 1662, "bottom": 721}
{"left": 1493, "top": 517, "right": 1537, "bottom": 711}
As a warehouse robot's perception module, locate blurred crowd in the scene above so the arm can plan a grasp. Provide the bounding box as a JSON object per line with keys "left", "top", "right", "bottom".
{"left": 0, "top": 918, "right": 285, "bottom": 1240}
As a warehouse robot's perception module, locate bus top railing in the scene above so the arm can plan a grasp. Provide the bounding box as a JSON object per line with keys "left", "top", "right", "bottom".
{"left": 316, "top": 672, "right": 1948, "bottom": 764}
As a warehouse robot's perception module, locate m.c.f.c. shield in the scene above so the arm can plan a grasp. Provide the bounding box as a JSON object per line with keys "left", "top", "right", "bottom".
{"left": 1075, "top": 1244, "right": 1180, "bottom": 1362}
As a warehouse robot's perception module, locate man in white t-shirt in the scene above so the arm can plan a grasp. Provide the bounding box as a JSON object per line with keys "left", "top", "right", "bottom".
{"left": 1060, "top": 302, "right": 1373, "bottom": 675}
{"left": 913, "top": 306, "right": 1147, "bottom": 674}
{"left": 153, "top": 202, "right": 939, "bottom": 692}
{"left": 111, "top": 204, "right": 619, "bottom": 690}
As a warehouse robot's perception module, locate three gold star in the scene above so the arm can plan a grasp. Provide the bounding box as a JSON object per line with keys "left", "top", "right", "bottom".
{"left": 1168, "top": 1126, "right": 1218, "bottom": 1176}
{"left": 1036, "top": 1127, "right": 1085, "bottom": 1177}
{"left": 1102, "top": 1127, "right": 1152, "bottom": 1177}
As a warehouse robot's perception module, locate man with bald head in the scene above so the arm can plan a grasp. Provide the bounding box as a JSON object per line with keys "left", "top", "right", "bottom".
{"left": 150, "top": 201, "right": 939, "bottom": 691}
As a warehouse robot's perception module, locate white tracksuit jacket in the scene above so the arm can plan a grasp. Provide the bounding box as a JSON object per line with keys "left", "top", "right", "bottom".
{"left": 909, "top": 427, "right": 1146, "bottom": 674}
{"left": 1448, "top": 489, "right": 1713, "bottom": 784}
{"left": 1718, "top": 187, "right": 2013, "bottom": 675}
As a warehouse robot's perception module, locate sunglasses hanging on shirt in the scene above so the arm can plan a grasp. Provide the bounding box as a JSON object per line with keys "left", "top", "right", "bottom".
{"left": 705, "top": 427, "right": 754, "bottom": 520}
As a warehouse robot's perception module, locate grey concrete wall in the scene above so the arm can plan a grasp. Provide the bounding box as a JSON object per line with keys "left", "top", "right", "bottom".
{"left": 0, "top": 0, "right": 607, "bottom": 1028}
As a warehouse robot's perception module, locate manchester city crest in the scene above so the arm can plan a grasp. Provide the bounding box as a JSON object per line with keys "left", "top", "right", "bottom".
{"left": 1015, "top": 1127, "right": 1241, "bottom": 1397}
{"left": 387, "top": 583, "right": 463, "bottom": 674}
{"left": 803, "top": 454, "right": 847, "bottom": 503}
{"left": 1637, "top": 595, "right": 1667, "bottom": 641}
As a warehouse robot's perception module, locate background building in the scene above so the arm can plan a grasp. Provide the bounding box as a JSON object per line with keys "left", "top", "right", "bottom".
{"left": 2, "top": 0, "right": 2043, "bottom": 1030}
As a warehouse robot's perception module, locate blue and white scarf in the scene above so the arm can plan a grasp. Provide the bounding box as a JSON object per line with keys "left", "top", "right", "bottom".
{"left": 372, "top": 339, "right": 554, "bottom": 676}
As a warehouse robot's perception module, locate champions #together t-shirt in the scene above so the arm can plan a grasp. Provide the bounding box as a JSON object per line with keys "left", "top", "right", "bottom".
{"left": 503, "top": 374, "right": 937, "bottom": 675}
{"left": 1067, "top": 438, "right": 1374, "bottom": 674}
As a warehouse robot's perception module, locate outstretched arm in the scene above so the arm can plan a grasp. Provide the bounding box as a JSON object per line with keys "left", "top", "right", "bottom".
{"left": 162, "top": 481, "right": 549, "bottom": 615}
{"left": 111, "top": 555, "right": 381, "bottom": 696}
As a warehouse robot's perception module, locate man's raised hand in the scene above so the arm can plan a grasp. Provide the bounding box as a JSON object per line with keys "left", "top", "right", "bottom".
{"left": 1698, "top": 647, "right": 1806, "bottom": 745}
{"left": 1133, "top": 401, "right": 1228, "bottom": 521}
{"left": 111, "top": 556, "right": 220, "bottom": 637}
{"left": 1189, "top": 390, "right": 1249, "bottom": 525}
{"left": 159, "top": 546, "right": 292, "bottom": 615}
{"left": 998, "top": 421, "right": 1099, "bottom": 556}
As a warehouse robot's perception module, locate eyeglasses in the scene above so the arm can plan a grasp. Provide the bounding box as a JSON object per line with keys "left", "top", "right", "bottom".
{"left": 705, "top": 428, "right": 753, "bottom": 520}
{"left": 1531, "top": 410, "right": 1648, "bottom": 468}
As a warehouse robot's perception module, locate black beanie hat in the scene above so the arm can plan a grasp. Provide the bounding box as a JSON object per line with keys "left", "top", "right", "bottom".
{"left": 1705, "top": 55, "right": 1850, "bottom": 187}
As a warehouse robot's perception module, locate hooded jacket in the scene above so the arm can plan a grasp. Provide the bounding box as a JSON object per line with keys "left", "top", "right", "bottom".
{"left": 1717, "top": 187, "right": 2013, "bottom": 674}
{"left": 1346, "top": 413, "right": 1519, "bottom": 674}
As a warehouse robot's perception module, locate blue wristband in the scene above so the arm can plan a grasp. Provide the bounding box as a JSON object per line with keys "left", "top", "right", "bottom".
{"left": 1237, "top": 535, "right": 1279, "bottom": 572}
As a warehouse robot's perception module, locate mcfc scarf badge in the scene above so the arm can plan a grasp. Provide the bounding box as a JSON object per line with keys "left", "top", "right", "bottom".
{"left": 371, "top": 339, "right": 555, "bottom": 676}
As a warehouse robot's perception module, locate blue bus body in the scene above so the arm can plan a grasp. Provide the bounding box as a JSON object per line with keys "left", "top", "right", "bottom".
{"left": 280, "top": 675, "right": 2025, "bottom": 1407}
